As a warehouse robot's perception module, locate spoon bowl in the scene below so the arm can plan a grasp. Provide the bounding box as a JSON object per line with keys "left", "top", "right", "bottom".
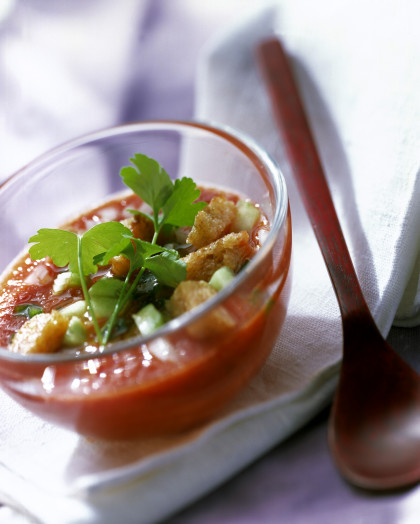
{"left": 256, "top": 37, "right": 420, "bottom": 490}
{"left": 332, "top": 314, "right": 420, "bottom": 489}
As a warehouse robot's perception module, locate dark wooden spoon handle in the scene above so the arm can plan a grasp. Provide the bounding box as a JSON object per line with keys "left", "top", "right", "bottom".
{"left": 256, "top": 38, "right": 369, "bottom": 319}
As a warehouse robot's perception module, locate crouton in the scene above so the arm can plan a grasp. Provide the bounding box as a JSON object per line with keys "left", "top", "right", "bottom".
{"left": 187, "top": 196, "right": 237, "bottom": 248}
{"left": 121, "top": 213, "right": 154, "bottom": 242}
{"left": 111, "top": 254, "right": 131, "bottom": 277}
{"left": 167, "top": 280, "right": 217, "bottom": 318}
{"left": 183, "top": 231, "right": 254, "bottom": 282}
{"left": 9, "top": 310, "right": 69, "bottom": 354}
{"left": 167, "top": 280, "right": 235, "bottom": 338}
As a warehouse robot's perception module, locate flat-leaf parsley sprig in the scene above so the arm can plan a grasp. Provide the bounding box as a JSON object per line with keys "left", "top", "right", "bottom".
{"left": 120, "top": 154, "right": 207, "bottom": 241}
{"left": 28, "top": 154, "right": 207, "bottom": 346}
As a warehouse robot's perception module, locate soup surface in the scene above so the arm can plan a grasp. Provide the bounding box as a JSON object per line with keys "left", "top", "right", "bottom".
{"left": 0, "top": 154, "right": 267, "bottom": 356}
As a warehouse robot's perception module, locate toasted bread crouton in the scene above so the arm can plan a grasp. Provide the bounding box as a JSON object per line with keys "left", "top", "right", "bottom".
{"left": 110, "top": 254, "right": 131, "bottom": 277}
{"left": 167, "top": 280, "right": 235, "bottom": 338}
{"left": 187, "top": 196, "right": 237, "bottom": 248}
{"left": 167, "top": 280, "right": 217, "bottom": 317}
{"left": 10, "top": 310, "right": 69, "bottom": 354}
{"left": 121, "top": 213, "right": 154, "bottom": 242}
{"left": 183, "top": 231, "right": 254, "bottom": 281}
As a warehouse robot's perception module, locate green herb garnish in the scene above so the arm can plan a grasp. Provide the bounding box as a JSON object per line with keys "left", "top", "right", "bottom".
{"left": 14, "top": 303, "right": 43, "bottom": 319}
{"left": 120, "top": 154, "right": 206, "bottom": 241}
{"left": 28, "top": 154, "right": 206, "bottom": 346}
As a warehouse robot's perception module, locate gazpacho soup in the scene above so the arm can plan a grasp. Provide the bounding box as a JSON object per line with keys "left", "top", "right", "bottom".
{"left": 0, "top": 152, "right": 291, "bottom": 439}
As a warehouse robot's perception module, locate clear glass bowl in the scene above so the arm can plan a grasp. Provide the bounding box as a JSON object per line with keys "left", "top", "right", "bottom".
{"left": 0, "top": 121, "right": 292, "bottom": 439}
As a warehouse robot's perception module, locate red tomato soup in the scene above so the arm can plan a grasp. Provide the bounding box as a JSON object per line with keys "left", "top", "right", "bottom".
{"left": 0, "top": 188, "right": 292, "bottom": 439}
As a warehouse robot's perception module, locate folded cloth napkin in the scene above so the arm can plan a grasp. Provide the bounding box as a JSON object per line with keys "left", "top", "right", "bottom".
{"left": 195, "top": 1, "right": 420, "bottom": 332}
{"left": 0, "top": 2, "right": 419, "bottom": 523}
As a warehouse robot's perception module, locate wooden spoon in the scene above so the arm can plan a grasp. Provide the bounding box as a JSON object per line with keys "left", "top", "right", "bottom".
{"left": 256, "top": 37, "right": 420, "bottom": 490}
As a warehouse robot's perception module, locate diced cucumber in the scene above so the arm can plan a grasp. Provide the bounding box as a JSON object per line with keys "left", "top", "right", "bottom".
{"left": 209, "top": 266, "right": 235, "bottom": 291}
{"left": 59, "top": 300, "right": 87, "bottom": 318}
{"left": 53, "top": 272, "right": 81, "bottom": 295}
{"left": 14, "top": 303, "right": 43, "bottom": 319}
{"left": 133, "top": 304, "right": 165, "bottom": 336}
{"left": 232, "top": 200, "right": 260, "bottom": 232}
{"left": 63, "top": 316, "right": 87, "bottom": 347}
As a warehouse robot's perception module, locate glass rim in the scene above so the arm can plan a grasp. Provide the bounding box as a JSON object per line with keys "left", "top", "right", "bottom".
{"left": 0, "top": 120, "right": 289, "bottom": 364}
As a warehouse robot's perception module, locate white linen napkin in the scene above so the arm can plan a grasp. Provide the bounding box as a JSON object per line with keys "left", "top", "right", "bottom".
{"left": 0, "top": 2, "right": 419, "bottom": 523}
{"left": 195, "top": 1, "right": 420, "bottom": 332}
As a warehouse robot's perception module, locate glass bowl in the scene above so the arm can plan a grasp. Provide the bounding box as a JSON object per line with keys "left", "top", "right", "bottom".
{"left": 0, "top": 121, "right": 291, "bottom": 440}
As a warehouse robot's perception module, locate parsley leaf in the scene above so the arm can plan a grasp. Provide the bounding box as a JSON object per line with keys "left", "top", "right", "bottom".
{"left": 29, "top": 222, "right": 132, "bottom": 276}
{"left": 125, "top": 238, "right": 186, "bottom": 287}
{"left": 120, "top": 154, "right": 206, "bottom": 236}
{"left": 143, "top": 250, "right": 187, "bottom": 287}
{"left": 81, "top": 222, "right": 131, "bottom": 274}
{"left": 162, "top": 177, "right": 207, "bottom": 227}
{"left": 127, "top": 237, "right": 167, "bottom": 262}
{"left": 96, "top": 237, "right": 166, "bottom": 271}
{"left": 29, "top": 229, "right": 78, "bottom": 272}
{"left": 120, "top": 154, "right": 173, "bottom": 229}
